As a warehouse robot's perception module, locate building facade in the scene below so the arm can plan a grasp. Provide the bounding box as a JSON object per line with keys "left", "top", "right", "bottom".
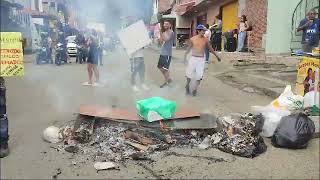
{"left": 173, "top": 0, "right": 320, "bottom": 54}
{"left": 266, "top": 0, "right": 319, "bottom": 54}
{"left": 172, "top": 0, "right": 268, "bottom": 51}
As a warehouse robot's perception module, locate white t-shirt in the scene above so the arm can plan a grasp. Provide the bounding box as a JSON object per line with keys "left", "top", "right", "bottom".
{"left": 131, "top": 48, "right": 144, "bottom": 58}
{"left": 204, "top": 30, "right": 211, "bottom": 41}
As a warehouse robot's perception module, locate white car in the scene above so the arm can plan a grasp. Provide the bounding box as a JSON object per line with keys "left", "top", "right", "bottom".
{"left": 66, "top": 35, "right": 77, "bottom": 56}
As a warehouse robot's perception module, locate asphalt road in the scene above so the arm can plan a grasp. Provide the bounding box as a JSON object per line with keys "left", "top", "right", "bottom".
{"left": 1, "top": 48, "right": 319, "bottom": 179}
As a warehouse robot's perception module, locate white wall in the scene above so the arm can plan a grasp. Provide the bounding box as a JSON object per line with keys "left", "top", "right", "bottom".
{"left": 265, "top": 0, "right": 300, "bottom": 54}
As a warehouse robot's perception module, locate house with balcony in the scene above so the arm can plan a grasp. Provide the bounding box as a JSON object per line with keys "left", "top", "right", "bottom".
{"left": 1, "top": 0, "right": 41, "bottom": 52}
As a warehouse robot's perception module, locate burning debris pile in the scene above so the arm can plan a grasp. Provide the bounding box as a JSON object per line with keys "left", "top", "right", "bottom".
{"left": 214, "top": 113, "right": 267, "bottom": 158}
{"left": 45, "top": 112, "right": 267, "bottom": 163}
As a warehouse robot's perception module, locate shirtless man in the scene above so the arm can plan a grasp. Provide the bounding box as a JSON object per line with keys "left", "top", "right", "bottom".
{"left": 184, "top": 24, "right": 221, "bottom": 96}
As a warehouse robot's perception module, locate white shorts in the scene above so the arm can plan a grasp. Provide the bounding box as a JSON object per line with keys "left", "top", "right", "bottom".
{"left": 186, "top": 56, "right": 205, "bottom": 80}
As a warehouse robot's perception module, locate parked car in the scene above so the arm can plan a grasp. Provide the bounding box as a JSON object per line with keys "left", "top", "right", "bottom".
{"left": 66, "top": 35, "right": 77, "bottom": 56}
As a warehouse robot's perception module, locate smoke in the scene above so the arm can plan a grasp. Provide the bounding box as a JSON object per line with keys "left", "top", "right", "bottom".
{"left": 71, "top": 0, "right": 154, "bottom": 32}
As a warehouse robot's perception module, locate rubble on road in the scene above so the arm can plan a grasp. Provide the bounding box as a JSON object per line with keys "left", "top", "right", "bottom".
{"left": 215, "top": 113, "right": 267, "bottom": 158}
{"left": 93, "top": 161, "right": 119, "bottom": 171}
{"left": 46, "top": 111, "right": 268, "bottom": 164}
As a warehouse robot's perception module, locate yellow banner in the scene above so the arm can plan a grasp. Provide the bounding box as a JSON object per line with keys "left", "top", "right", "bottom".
{"left": 296, "top": 56, "right": 320, "bottom": 96}
{"left": 0, "top": 32, "right": 24, "bottom": 77}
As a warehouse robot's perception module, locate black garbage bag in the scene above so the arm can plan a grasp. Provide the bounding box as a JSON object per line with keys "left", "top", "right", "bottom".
{"left": 271, "top": 113, "right": 315, "bottom": 149}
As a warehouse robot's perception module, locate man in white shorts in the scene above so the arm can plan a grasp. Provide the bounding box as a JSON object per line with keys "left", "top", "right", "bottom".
{"left": 184, "top": 24, "right": 221, "bottom": 96}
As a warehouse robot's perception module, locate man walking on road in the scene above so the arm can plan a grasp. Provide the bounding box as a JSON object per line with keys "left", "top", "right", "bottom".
{"left": 158, "top": 21, "right": 174, "bottom": 88}
{"left": 184, "top": 24, "right": 221, "bottom": 96}
{"left": 130, "top": 47, "right": 149, "bottom": 92}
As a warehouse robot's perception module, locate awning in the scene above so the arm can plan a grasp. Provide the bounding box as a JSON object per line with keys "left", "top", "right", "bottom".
{"left": 162, "top": 14, "right": 176, "bottom": 19}
{"left": 180, "top": 0, "right": 214, "bottom": 16}
{"left": 22, "top": 8, "right": 57, "bottom": 19}
{"left": 174, "top": 0, "right": 196, "bottom": 15}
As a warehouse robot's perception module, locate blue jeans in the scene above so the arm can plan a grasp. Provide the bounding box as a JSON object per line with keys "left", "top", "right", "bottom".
{"left": 205, "top": 47, "right": 210, "bottom": 62}
{"left": 237, "top": 31, "right": 247, "bottom": 52}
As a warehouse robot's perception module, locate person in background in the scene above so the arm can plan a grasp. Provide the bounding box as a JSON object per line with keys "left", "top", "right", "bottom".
{"left": 75, "top": 31, "right": 86, "bottom": 63}
{"left": 297, "top": 9, "right": 320, "bottom": 53}
{"left": 84, "top": 30, "right": 100, "bottom": 86}
{"left": 237, "top": 15, "right": 249, "bottom": 52}
{"left": 158, "top": 21, "right": 174, "bottom": 88}
{"left": 97, "top": 33, "right": 104, "bottom": 66}
{"left": 223, "top": 29, "right": 238, "bottom": 52}
{"left": 47, "top": 35, "right": 52, "bottom": 61}
{"left": 204, "top": 24, "right": 212, "bottom": 63}
{"left": 130, "top": 47, "right": 149, "bottom": 92}
{"left": 57, "top": 31, "right": 69, "bottom": 62}
{"left": 211, "top": 15, "right": 222, "bottom": 51}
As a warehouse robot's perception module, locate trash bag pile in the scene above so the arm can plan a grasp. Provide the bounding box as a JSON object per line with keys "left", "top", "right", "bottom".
{"left": 214, "top": 113, "right": 267, "bottom": 158}
{"left": 252, "top": 85, "right": 317, "bottom": 149}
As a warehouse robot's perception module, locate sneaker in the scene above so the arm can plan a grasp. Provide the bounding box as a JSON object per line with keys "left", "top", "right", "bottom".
{"left": 160, "top": 79, "right": 173, "bottom": 88}
{"left": 82, "top": 82, "right": 92, "bottom": 86}
{"left": 141, "top": 84, "right": 150, "bottom": 91}
{"left": 185, "top": 85, "right": 190, "bottom": 95}
{"left": 192, "top": 90, "right": 197, "bottom": 96}
{"left": 0, "top": 144, "right": 9, "bottom": 158}
{"left": 132, "top": 85, "right": 139, "bottom": 92}
{"left": 160, "top": 82, "right": 168, "bottom": 88}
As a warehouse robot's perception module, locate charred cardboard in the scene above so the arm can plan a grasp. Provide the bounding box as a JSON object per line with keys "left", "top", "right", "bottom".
{"left": 139, "top": 114, "right": 222, "bottom": 130}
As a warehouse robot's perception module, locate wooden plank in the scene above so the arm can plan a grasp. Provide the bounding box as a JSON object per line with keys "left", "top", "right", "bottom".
{"left": 79, "top": 105, "right": 141, "bottom": 121}
{"left": 79, "top": 105, "right": 200, "bottom": 121}
{"left": 124, "top": 140, "right": 149, "bottom": 151}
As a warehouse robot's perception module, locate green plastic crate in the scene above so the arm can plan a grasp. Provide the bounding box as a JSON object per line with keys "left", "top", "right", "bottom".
{"left": 136, "top": 97, "right": 176, "bottom": 122}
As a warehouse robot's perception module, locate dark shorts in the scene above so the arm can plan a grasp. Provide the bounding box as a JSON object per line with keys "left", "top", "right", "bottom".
{"left": 157, "top": 55, "right": 172, "bottom": 70}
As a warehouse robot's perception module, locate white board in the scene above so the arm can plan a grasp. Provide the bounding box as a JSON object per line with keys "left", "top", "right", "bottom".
{"left": 117, "top": 20, "right": 151, "bottom": 56}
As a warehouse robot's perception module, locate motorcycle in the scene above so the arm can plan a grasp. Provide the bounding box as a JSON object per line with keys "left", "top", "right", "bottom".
{"left": 55, "top": 43, "right": 67, "bottom": 66}
{"left": 36, "top": 45, "right": 52, "bottom": 64}
{"left": 76, "top": 44, "right": 87, "bottom": 64}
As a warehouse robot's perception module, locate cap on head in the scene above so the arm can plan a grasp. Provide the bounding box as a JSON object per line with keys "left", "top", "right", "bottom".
{"left": 196, "top": 24, "right": 206, "bottom": 30}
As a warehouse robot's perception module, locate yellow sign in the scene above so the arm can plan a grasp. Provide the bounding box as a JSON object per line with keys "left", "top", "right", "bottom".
{"left": 0, "top": 32, "right": 24, "bottom": 77}
{"left": 296, "top": 57, "right": 320, "bottom": 96}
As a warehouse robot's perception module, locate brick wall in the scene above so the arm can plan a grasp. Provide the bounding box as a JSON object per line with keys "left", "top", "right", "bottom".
{"left": 242, "top": 0, "right": 268, "bottom": 49}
